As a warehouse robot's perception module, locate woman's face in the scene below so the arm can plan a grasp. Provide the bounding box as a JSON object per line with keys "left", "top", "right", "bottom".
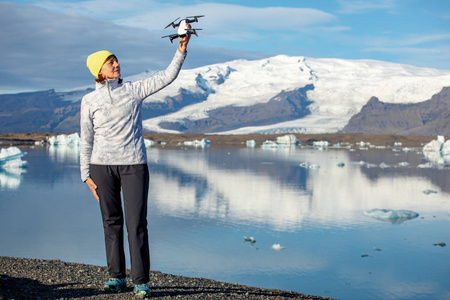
{"left": 99, "top": 56, "right": 121, "bottom": 79}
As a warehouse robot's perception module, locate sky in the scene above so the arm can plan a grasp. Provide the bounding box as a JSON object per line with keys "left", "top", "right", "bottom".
{"left": 0, "top": 0, "right": 449, "bottom": 94}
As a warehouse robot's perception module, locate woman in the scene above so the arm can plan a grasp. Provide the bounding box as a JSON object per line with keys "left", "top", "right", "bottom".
{"left": 80, "top": 35, "right": 190, "bottom": 298}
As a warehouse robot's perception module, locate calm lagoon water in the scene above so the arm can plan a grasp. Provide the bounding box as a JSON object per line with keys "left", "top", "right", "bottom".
{"left": 1, "top": 143, "right": 450, "bottom": 300}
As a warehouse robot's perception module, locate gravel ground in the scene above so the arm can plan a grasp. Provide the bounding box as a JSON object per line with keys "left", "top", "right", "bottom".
{"left": 0, "top": 257, "right": 336, "bottom": 300}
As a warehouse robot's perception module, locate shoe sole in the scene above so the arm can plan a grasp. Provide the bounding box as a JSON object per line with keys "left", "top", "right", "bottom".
{"left": 135, "top": 291, "right": 151, "bottom": 298}
{"left": 104, "top": 286, "right": 126, "bottom": 293}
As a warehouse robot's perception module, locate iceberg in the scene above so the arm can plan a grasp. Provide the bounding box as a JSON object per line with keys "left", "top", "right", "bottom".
{"left": 144, "top": 139, "right": 156, "bottom": 148}
{"left": 0, "top": 147, "right": 28, "bottom": 169}
{"left": 422, "top": 136, "right": 450, "bottom": 165}
{"left": 442, "top": 140, "right": 450, "bottom": 155}
{"left": 47, "top": 133, "right": 80, "bottom": 146}
{"left": 246, "top": 140, "right": 256, "bottom": 147}
{"left": 313, "top": 140, "right": 329, "bottom": 148}
{"left": 423, "top": 139, "right": 443, "bottom": 153}
{"left": 261, "top": 140, "right": 292, "bottom": 149}
{"left": 183, "top": 138, "right": 211, "bottom": 147}
{"left": 364, "top": 209, "right": 419, "bottom": 224}
{"left": 423, "top": 189, "right": 438, "bottom": 195}
{"left": 276, "top": 134, "right": 299, "bottom": 145}
{"left": 271, "top": 243, "right": 286, "bottom": 251}
{"left": 312, "top": 140, "right": 329, "bottom": 151}
{"left": 261, "top": 140, "right": 279, "bottom": 149}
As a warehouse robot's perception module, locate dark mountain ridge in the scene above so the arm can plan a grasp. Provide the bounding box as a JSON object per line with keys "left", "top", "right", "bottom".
{"left": 341, "top": 86, "right": 450, "bottom": 136}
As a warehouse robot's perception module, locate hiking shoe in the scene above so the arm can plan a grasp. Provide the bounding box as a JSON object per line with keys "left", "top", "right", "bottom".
{"left": 104, "top": 278, "right": 126, "bottom": 292}
{"left": 134, "top": 283, "right": 151, "bottom": 298}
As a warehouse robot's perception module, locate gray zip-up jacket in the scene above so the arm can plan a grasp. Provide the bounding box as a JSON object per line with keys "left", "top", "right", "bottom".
{"left": 80, "top": 49, "right": 186, "bottom": 182}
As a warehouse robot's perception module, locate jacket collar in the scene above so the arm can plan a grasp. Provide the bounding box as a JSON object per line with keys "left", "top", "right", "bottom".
{"left": 95, "top": 78, "right": 122, "bottom": 90}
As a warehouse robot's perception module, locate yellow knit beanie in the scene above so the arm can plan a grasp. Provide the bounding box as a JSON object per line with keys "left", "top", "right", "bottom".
{"left": 86, "top": 50, "right": 114, "bottom": 78}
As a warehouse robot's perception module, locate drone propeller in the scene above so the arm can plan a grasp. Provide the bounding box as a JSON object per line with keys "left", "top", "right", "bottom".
{"left": 189, "top": 28, "right": 202, "bottom": 35}
{"left": 164, "top": 17, "right": 180, "bottom": 29}
{"left": 185, "top": 15, "right": 205, "bottom": 23}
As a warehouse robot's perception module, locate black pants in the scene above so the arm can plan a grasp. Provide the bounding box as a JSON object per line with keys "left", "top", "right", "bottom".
{"left": 90, "top": 164, "right": 150, "bottom": 284}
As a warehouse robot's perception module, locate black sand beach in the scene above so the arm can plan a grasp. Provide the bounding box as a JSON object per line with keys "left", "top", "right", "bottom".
{"left": 0, "top": 256, "right": 336, "bottom": 299}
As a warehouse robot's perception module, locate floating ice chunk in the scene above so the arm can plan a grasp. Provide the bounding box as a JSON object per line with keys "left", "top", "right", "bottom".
{"left": 364, "top": 209, "right": 419, "bottom": 224}
{"left": 0, "top": 147, "right": 28, "bottom": 169}
{"left": 299, "top": 162, "right": 310, "bottom": 168}
{"left": 47, "top": 133, "right": 80, "bottom": 146}
{"left": 2, "top": 159, "right": 28, "bottom": 169}
{"left": 144, "top": 139, "right": 156, "bottom": 148}
{"left": 442, "top": 140, "right": 450, "bottom": 155}
{"left": 299, "top": 162, "right": 320, "bottom": 169}
{"left": 313, "top": 140, "right": 329, "bottom": 148}
{"left": 261, "top": 140, "right": 292, "bottom": 149}
{"left": 417, "top": 162, "right": 434, "bottom": 168}
{"left": 277, "top": 134, "right": 298, "bottom": 145}
{"left": 246, "top": 140, "right": 256, "bottom": 147}
{"left": 271, "top": 243, "right": 286, "bottom": 251}
{"left": 261, "top": 140, "right": 278, "bottom": 149}
{"left": 423, "top": 138, "right": 443, "bottom": 153}
{"left": 244, "top": 236, "right": 256, "bottom": 243}
{"left": 184, "top": 138, "right": 210, "bottom": 147}
{"left": 423, "top": 189, "right": 438, "bottom": 195}
{"left": 350, "top": 160, "right": 366, "bottom": 165}
{"left": 0, "top": 147, "right": 24, "bottom": 162}
{"left": 243, "top": 236, "right": 256, "bottom": 247}
{"left": 422, "top": 136, "right": 449, "bottom": 165}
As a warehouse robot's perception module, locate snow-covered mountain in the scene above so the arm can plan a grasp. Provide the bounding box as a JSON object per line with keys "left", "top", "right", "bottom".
{"left": 1, "top": 55, "right": 450, "bottom": 134}
{"left": 140, "top": 55, "right": 450, "bottom": 134}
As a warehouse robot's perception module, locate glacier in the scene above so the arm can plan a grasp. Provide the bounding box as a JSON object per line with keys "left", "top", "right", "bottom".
{"left": 139, "top": 55, "right": 450, "bottom": 134}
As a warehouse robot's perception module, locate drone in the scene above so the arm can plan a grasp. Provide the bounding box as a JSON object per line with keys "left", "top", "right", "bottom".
{"left": 162, "top": 15, "right": 204, "bottom": 43}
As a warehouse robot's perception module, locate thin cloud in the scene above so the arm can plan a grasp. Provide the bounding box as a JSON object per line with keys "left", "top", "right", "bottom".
{"left": 401, "top": 34, "right": 450, "bottom": 46}
{"left": 337, "top": 0, "right": 397, "bottom": 14}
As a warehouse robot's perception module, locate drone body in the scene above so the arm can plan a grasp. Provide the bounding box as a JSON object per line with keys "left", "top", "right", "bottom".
{"left": 162, "top": 15, "right": 204, "bottom": 43}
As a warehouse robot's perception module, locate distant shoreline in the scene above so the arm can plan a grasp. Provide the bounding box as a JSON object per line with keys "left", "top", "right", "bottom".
{"left": 0, "top": 256, "right": 335, "bottom": 299}
{"left": 0, "top": 132, "right": 442, "bottom": 147}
